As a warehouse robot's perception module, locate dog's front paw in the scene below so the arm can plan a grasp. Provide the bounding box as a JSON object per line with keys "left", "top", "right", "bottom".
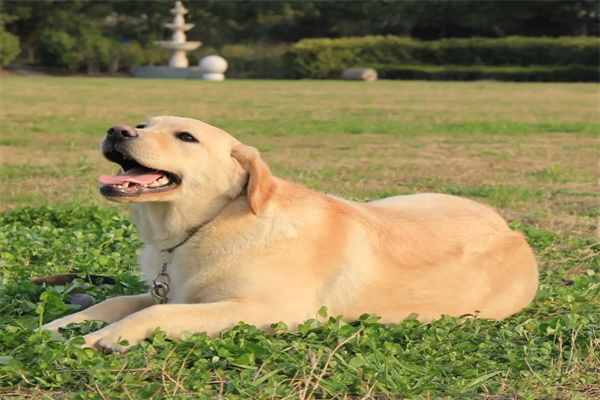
{"left": 82, "top": 327, "right": 144, "bottom": 353}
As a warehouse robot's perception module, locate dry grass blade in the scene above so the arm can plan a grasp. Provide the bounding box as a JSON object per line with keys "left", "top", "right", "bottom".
{"left": 305, "top": 330, "right": 363, "bottom": 400}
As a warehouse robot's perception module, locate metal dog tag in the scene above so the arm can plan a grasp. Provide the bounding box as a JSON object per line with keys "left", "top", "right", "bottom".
{"left": 151, "top": 261, "right": 171, "bottom": 304}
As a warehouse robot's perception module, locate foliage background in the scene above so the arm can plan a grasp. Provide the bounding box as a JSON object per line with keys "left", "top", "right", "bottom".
{"left": 2, "top": 0, "right": 599, "bottom": 76}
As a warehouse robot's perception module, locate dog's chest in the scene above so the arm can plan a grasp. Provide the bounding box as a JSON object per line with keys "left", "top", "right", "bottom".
{"left": 139, "top": 245, "right": 233, "bottom": 304}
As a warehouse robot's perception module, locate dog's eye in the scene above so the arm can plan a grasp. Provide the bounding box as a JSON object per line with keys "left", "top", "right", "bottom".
{"left": 135, "top": 124, "right": 146, "bottom": 129}
{"left": 176, "top": 132, "right": 198, "bottom": 143}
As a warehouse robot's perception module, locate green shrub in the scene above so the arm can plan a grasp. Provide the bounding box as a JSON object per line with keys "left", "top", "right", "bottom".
{"left": 38, "top": 28, "right": 113, "bottom": 74}
{"left": 284, "top": 36, "right": 418, "bottom": 79}
{"left": 366, "top": 64, "right": 600, "bottom": 82}
{"left": 431, "top": 36, "right": 600, "bottom": 67}
{"left": 0, "top": 27, "right": 20, "bottom": 67}
{"left": 108, "top": 41, "right": 143, "bottom": 74}
{"left": 38, "top": 28, "right": 167, "bottom": 75}
{"left": 38, "top": 30, "right": 81, "bottom": 70}
{"left": 140, "top": 41, "right": 171, "bottom": 68}
{"left": 285, "top": 36, "right": 600, "bottom": 79}
{"left": 77, "top": 28, "right": 112, "bottom": 75}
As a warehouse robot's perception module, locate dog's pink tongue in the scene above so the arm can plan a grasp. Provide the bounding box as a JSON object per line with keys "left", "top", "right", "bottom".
{"left": 98, "top": 168, "right": 163, "bottom": 185}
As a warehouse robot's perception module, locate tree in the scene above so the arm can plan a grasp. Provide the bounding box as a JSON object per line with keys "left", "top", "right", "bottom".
{"left": 0, "top": 26, "right": 20, "bottom": 67}
{"left": 0, "top": 0, "right": 112, "bottom": 62}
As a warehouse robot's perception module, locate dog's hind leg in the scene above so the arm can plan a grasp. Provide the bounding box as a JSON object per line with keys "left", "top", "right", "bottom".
{"left": 39, "top": 293, "right": 155, "bottom": 338}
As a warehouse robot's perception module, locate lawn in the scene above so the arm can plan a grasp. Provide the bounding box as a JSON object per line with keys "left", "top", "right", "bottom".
{"left": 0, "top": 78, "right": 599, "bottom": 399}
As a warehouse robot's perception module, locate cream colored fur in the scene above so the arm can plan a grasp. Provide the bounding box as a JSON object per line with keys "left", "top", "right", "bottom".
{"left": 40, "top": 116, "right": 539, "bottom": 352}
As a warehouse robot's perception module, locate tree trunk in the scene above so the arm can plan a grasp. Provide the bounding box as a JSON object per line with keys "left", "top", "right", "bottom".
{"left": 27, "top": 45, "right": 35, "bottom": 63}
{"left": 109, "top": 56, "right": 120, "bottom": 75}
{"left": 24, "top": 33, "right": 39, "bottom": 63}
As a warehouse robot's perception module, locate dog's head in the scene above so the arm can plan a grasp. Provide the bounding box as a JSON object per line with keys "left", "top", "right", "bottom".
{"left": 98, "top": 116, "right": 276, "bottom": 215}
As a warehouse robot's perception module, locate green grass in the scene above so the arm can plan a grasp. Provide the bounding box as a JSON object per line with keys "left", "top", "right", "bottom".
{"left": 1, "top": 78, "right": 599, "bottom": 399}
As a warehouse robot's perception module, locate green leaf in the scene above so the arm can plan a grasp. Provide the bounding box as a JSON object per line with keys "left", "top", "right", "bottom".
{"left": 0, "top": 356, "right": 14, "bottom": 364}
{"left": 253, "top": 369, "right": 281, "bottom": 385}
{"left": 179, "top": 330, "right": 193, "bottom": 341}
{"left": 232, "top": 353, "right": 254, "bottom": 367}
{"left": 465, "top": 371, "right": 504, "bottom": 389}
{"left": 348, "top": 355, "right": 367, "bottom": 368}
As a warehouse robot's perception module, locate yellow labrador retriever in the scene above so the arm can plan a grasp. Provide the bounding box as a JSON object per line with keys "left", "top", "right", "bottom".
{"left": 40, "top": 116, "right": 539, "bottom": 352}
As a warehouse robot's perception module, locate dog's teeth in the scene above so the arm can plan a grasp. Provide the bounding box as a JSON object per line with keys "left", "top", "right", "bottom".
{"left": 122, "top": 182, "right": 130, "bottom": 188}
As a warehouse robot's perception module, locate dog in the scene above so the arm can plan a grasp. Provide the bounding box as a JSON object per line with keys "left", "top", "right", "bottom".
{"left": 40, "top": 116, "right": 539, "bottom": 352}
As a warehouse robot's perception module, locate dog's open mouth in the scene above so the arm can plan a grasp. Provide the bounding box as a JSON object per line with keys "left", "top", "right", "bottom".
{"left": 98, "top": 150, "right": 180, "bottom": 197}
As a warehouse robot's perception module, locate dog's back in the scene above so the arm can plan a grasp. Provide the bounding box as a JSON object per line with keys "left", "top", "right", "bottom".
{"left": 318, "top": 192, "right": 539, "bottom": 322}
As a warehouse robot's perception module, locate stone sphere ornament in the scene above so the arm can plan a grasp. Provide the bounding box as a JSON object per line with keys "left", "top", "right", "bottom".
{"left": 199, "top": 55, "right": 228, "bottom": 81}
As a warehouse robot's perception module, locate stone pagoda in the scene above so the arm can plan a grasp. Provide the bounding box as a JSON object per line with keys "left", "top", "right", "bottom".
{"left": 154, "top": 1, "right": 201, "bottom": 68}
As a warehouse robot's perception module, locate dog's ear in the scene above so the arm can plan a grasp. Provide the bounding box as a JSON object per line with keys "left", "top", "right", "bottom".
{"left": 231, "top": 145, "right": 277, "bottom": 215}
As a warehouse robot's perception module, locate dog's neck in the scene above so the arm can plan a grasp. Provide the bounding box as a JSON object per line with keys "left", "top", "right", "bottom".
{"left": 129, "top": 194, "right": 235, "bottom": 251}
{"left": 128, "top": 169, "right": 249, "bottom": 251}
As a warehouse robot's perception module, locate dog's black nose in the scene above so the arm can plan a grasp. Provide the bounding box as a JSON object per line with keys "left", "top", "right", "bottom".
{"left": 106, "top": 125, "right": 138, "bottom": 139}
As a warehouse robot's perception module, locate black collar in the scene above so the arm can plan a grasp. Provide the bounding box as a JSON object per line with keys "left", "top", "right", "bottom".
{"left": 160, "top": 224, "right": 204, "bottom": 254}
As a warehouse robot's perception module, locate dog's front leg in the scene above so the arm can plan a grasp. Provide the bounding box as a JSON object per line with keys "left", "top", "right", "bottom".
{"left": 40, "top": 293, "right": 155, "bottom": 338}
{"left": 82, "top": 301, "right": 268, "bottom": 353}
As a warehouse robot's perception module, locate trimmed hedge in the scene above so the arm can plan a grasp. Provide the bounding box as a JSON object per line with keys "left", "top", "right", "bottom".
{"left": 285, "top": 36, "right": 600, "bottom": 79}
{"left": 367, "top": 64, "right": 600, "bottom": 82}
